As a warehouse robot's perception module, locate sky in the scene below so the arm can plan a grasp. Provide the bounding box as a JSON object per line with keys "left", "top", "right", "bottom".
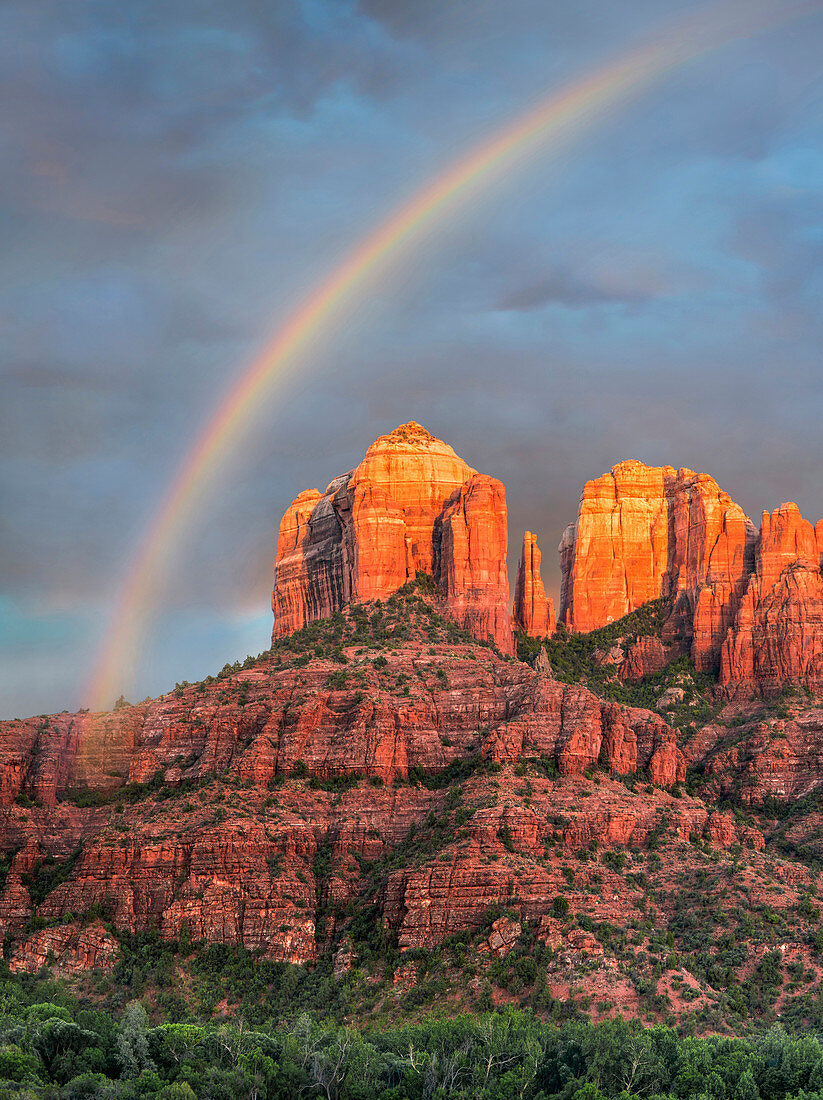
{"left": 2, "top": 0, "right": 823, "bottom": 718}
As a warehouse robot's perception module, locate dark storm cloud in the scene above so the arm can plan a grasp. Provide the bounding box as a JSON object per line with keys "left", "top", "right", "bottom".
{"left": 2, "top": 0, "right": 822, "bottom": 715}
{"left": 728, "top": 193, "right": 823, "bottom": 310}
{"left": 496, "top": 267, "right": 661, "bottom": 311}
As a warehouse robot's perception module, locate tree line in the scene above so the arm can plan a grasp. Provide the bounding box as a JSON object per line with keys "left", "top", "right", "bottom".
{"left": 4, "top": 984, "right": 823, "bottom": 1100}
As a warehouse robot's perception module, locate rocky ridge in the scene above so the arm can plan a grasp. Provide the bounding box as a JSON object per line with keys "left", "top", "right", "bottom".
{"left": 4, "top": 434, "right": 823, "bottom": 1031}
{"left": 0, "top": 588, "right": 756, "bottom": 977}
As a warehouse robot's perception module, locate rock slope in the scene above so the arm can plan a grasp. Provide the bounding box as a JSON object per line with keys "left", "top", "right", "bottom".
{"left": 720, "top": 504, "right": 823, "bottom": 695}
{"left": 0, "top": 589, "right": 694, "bottom": 972}
{"left": 6, "top": 440, "right": 823, "bottom": 1026}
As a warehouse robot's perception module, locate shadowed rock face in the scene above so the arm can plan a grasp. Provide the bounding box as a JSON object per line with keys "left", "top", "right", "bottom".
{"left": 272, "top": 422, "right": 513, "bottom": 652}
{"left": 512, "top": 531, "right": 556, "bottom": 638}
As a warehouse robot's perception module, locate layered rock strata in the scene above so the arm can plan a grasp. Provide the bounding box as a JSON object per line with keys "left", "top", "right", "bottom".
{"left": 684, "top": 704, "right": 823, "bottom": 805}
{"left": 720, "top": 505, "right": 823, "bottom": 694}
{"left": 512, "top": 531, "right": 556, "bottom": 638}
{"left": 559, "top": 461, "right": 757, "bottom": 671}
{"left": 0, "top": 604, "right": 697, "bottom": 968}
{"left": 435, "top": 474, "right": 514, "bottom": 654}
{"left": 272, "top": 423, "right": 513, "bottom": 652}
{"left": 559, "top": 461, "right": 823, "bottom": 692}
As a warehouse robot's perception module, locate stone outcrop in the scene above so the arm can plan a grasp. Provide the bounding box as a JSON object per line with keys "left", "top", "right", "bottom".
{"left": 436, "top": 475, "right": 513, "bottom": 652}
{"left": 684, "top": 704, "right": 823, "bottom": 805}
{"left": 618, "top": 636, "right": 680, "bottom": 682}
{"left": 512, "top": 531, "right": 556, "bottom": 638}
{"left": 0, "top": 629, "right": 684, "bottom": 808}
{"left": 559, "top": 462, "right": 676, "bottom": 634}
{"left": 10, "top": 922, "right": 119, "bottom": 975}
{"left": 7, "top": 444, "right": 823, "bottom": 994}
{"left": 719, "top": 505, "right": 823, "bottom": 695}
{"left": 556, "top": 462, "right": 823, "bottom": 695}
{"left": 272, "top": 423, "right": 513, "bottom": 652}
{"left": 559, "top": 461, "right": 757, "bottom": 673}
{"left": 381, "top": 778, "right": 762, "bottom": 953}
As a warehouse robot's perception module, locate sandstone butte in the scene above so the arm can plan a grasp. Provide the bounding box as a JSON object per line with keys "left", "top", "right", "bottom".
{"left": 4, "top": 440, "right": 823, "bottom": 1018}
{"left": 512, "top": 530, "right": 556, "bottom": 638}
{"left": 272, "top": 421, "right": 513, "bottom": 654}
{"left": 559, "top": 460, "right": 823, "bottom": 695}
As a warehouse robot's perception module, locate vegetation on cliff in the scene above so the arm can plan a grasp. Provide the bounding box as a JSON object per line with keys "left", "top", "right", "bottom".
{"left": 516, "top": 600, "right": 718, "bottom": 731}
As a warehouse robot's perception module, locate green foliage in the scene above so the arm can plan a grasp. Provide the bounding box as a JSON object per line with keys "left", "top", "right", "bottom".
{"left": 61, "top": 769, "right": 174, "bottom": 808}
{"left": 22, "top": 848, "right": 82, "bottom": 908}
{"left": 601, "top": 850, "right": 626, "bottom": 872}
{"left": 258, "top": 574, "right": 502, "bottom": 671}
{"left": 516, "top": 598, "right": 669, "bottom": 665}
{"left": 6, "top": 964, "right": 823, "bottom": 1100}
{"left": 14, "top": 791, "right": 43, "bottom": 808}
{"left": 406, "top": 753, "right": 492, "bottom": 790}
{"left": 552, "top": 895, "right": 570, "bottom": 918}
{"left": 516, "top": 599, "right": 719, "bottom": 730}
{"left": 325, "top": 669, "right": 349, "bottom": 689}
{"left": 415, "top": 571, "right": 437, "bottom": 595}
{"left": 308, "top": 772, "right": 363, "bottom": 793}
{"left": 498, "top": 821, "right": 515, "bottom": 852}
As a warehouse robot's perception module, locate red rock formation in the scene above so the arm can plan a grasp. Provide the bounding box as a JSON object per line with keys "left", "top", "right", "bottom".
{"left": 559, "top": 460, "right": 756, "bottom": 671}
{"left": 0, "top": 594, "right": 707, "bottom": 969}
{"left": 473, "top": 675, "right": 684, "bottom": 783}
{"left": 348, "top": 422, "right": 475, "bottom": 577}
{"left": 271, "top": 488, "right": 342, "bottom": 632}
{"left": 436, "top": 475, "right": 513, "bottom": 652}
{"left": 559, "top": 465, "right": 823, "bottom": 698}
{"left": 271, "top": 423, "right": 513, "bottom": 651}
{"left": 757, "top": 503, "right": 820, "bottom": 591}
{"left": 618, "top": 637, "right": 679, "bottom": 682}
{"left": 685, "top": 704, "right": 823, "bottom": 804}
{"left": 674, "top": 481, "right": 758, "bottom": 672}
{"left": 381, "top": 776, "right": 761, "bottom": 952}
{"left": 720, "top": 505, "right": 823, "bottom": 695}
{"left": 559, "top": 461, "right": 675, "bottom": 633}
{"left": 10, "top": 922, "right": 118, "bottom": 975}
{"left": 512, "top": 531, "right": 556, "bottom": 638}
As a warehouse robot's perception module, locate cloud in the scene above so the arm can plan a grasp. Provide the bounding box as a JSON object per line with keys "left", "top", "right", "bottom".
{"left": 2, "top": 0, "right": 823, "bottom": 716}
{"left": 728, "top": 194, "right": 823, "bottom": 307}
{"left": 496, "top": 265, "right": 662, "bottom": 311}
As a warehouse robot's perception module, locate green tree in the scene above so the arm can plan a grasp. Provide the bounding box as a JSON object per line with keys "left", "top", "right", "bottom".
{"left": 735, "top": 1069, "right": 761, "bottom": 1100}
{"left": 116, "top": 1001, "right": 155, "bottom": 1079}
{"left": 158, "top": 1083, "right": 197, "bottom": 1099}
{"left": 0, "top": 1043, "right": 41, "bottom": 1084}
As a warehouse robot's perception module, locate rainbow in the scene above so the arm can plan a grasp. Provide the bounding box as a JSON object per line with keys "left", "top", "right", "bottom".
{"left": 84, "top": 0, "right": 820, "bottom": 712}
